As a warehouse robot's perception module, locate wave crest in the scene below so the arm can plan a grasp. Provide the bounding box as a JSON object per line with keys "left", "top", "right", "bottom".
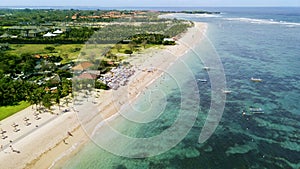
{"left": 224, "top": 17, "right": 300, "bottom": 27}
{"left": 159, "top": 13, "right": 222, "bottom": 19}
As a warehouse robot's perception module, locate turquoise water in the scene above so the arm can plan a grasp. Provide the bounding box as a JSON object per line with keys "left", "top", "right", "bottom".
{"left": 62, "top": 8, "right": 300, "bottom": 169}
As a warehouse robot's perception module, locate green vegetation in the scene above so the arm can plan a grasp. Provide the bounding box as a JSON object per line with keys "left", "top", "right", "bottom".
{"left": 0, "top": 27, "right": 96, "bottom": 44}
{"left": 0, "top": 9, "right": 161, "bottom": 26}
{"left": 6, "top": 44, "right": 83, "bottom": 62}
{"left": 0, "top": 8, "right": 193, "bottom": 120}
{"left": 95, "top": 81, "right": 109, "bottom": 90}
{"left": 0, "top": 101, "right": 30, "bottom": 121}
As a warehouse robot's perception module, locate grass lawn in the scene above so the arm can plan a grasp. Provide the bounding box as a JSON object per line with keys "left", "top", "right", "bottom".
{"left": 6, "top": 43, "right": 164, "bottom": 63}
{"left": 0, "top": 101, "right": 30, "bottom": 121}
{"left": 2, "top": 26, "right": 11, "bottom": 29}
{"left": 110, "top": 44, "right": 162, "bottom": 54}
{"left": 8, "top": 44, "right": 84, "bottom": 63}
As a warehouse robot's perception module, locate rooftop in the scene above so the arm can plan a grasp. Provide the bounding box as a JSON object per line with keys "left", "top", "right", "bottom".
{"left": 72, "top": 61, "right": 94, "bottom": 71}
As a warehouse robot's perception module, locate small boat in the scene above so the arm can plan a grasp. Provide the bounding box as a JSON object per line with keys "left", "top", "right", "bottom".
{"left": 252, "top": 111, "right": 264, "bottom": 114}
{"left": 222, "top": 90, "right": 232, "bottom": 94}
{"left": 203, "top": 67, "right": 210, "bottom": 71}
{"left": 197, "top": 79, "right": 207, "bottom": 82}
{"left": 251, "top": 77, "right": 262, "bottom": 82}
{"left": 249, "top": 107, "right": 263, "bottom": 112}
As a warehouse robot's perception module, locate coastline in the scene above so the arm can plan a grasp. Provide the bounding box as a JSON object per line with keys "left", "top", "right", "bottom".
{"left": 0, "top": 21, "right": 207, "bottom": 169}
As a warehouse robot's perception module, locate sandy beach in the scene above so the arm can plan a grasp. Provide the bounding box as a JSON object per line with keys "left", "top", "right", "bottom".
{"left": 0, "top": 21, "right": 207, "bottom": 169}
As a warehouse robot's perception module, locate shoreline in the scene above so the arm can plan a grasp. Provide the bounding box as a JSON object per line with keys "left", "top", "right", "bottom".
{"left": 0, "top": 21, "right": 207, "bottom": 169}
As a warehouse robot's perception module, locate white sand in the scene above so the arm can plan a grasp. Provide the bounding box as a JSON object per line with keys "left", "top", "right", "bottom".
{"left": 0, "top": 22, "right": 207, "bottom": 169}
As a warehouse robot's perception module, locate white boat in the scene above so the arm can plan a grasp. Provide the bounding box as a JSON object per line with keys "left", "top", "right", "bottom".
{"left": 197, "top": 79, "right": 207, "bottom": 82}
{"left": 251, "top": 77, "right": 262, "bottom": 82}
{"left": 203, "top": 67, "right": 210, "bottom": 71}
{"left": 252, "top": 111, "right": 264, "bottom": 114}
{"left": 222, "top": 90, "right": 232, "bottom": 94}
{"left": 249, "top": 107, "right": 263, "bottom": 112}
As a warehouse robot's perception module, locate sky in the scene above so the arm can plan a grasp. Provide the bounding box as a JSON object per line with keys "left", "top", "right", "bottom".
{"left": 0, "top": 0, "right": 299, "bottom": 7}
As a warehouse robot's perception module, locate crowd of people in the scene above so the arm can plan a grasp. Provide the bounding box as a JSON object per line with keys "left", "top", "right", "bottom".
{"left": 99, "top": 65, "right": 135, "bottom": 90}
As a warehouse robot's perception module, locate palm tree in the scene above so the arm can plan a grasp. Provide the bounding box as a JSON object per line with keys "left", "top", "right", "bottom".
{"left": 55, "top": 90, "right": 61, "bottom": 110}
{"left": 141, "top": 40, "right": 147, "bottom": 49}
{"left": 26, "top": 87, "right": 43, "bottom": 111}
{"left": 35, "top": 87, "right": 45, "bottom": 109}
{"left": 42, "top": 93, "right": 53, "bottom": 113}
{"left": 64, "top": 97, "right": 72, "bottom": 107}
{"left": 26, "top": 93, "right": 36, "bottom": 110}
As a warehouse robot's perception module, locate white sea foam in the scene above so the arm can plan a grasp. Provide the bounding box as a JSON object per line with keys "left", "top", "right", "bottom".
{"left": 192, "top": 14, "right": 222, "bottom": 18}
{"left": 91, "top": 112, "right": 121, "bottom": 137}
{"left": 159, "top": 13, "right": 222, "bottom": 19}
{"left": 48, "top": 142, "right": 82, "bottom": 169}
{"left": 224, "top": 17, "right": 300, "bottom": 27}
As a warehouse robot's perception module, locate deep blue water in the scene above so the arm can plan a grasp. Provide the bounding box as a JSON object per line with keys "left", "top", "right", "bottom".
{"left": 60, "top": 7, "right": 300, "bottom": 169}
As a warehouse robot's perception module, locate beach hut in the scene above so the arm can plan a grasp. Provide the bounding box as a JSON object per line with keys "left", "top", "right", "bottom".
{"left": 72, "top": 61, "right": 94, "bottom": 71}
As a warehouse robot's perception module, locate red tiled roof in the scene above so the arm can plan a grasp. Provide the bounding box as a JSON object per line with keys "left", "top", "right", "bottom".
{"left": 72, "top": 61, "right": 94, "bottom": 71}
{"left": 77, "top": 72, "right": 97, "bottom": 79}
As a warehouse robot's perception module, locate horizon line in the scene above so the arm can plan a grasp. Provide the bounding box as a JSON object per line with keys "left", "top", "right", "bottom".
{"left": 0, "top": 6, "right": 299, "bottom": 8}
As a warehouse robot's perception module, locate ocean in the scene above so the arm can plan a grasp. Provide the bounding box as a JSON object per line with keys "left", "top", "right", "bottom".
{"left": 60, "top": 7, "right": 300, "bottom": 169}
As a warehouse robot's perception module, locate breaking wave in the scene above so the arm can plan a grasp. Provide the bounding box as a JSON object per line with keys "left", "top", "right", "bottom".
{"left": 159, "top": 13, "right": 222, "bottom": 19}
{"left": 224, "top": 17, "right": 300, "bottom": 27}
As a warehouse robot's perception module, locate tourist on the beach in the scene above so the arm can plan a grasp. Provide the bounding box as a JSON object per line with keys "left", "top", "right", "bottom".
{"left": 9, "top": 144, "right": 13, "bottom": 151}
